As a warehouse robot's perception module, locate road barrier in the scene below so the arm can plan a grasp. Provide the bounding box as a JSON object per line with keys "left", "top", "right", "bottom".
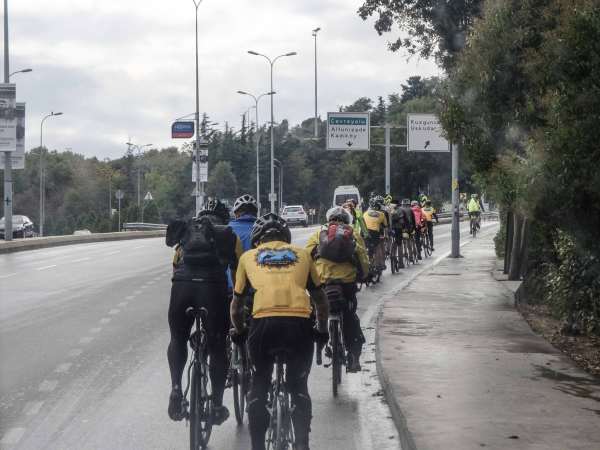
{"left": 0, "top": 230, "right": 166, "bottom": 254}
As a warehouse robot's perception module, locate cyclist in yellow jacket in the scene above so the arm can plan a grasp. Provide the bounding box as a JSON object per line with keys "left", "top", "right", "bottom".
{"left": 230, "top": 213, "right": 328, "bottom": 450}
{"left": 305, "top": 206, "right": 369, "bottom": 372}
{"left": 421, "top": 200, "right": 438, "bottom": 251}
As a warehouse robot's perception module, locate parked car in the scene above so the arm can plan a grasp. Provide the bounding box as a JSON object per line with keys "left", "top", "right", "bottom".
{"left": 0, "top": 215, "right": 35, "bottom": 238}
{"left": 281, "top": 205, "right": 308, "bottom": 227}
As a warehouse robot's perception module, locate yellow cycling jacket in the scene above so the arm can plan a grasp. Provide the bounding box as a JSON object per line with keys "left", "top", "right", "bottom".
{"left": 305, "top": 227, "right": 369, "bottom": 284}
{"left": 234, "top": 241, "right": 321, "bottom": 319}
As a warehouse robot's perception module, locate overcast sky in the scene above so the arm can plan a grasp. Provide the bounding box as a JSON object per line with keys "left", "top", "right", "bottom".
{"left": 8, "top": 0, "right": 441, "bottom": 159}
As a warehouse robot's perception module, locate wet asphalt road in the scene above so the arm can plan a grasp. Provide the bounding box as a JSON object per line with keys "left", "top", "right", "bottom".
{"left": 0, "top": 221, "right": 498, "bottom": 449}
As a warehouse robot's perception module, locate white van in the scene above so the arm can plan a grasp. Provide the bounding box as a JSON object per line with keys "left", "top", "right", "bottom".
{"left": 332, "top": 185, "right": 362, "bottom": 208}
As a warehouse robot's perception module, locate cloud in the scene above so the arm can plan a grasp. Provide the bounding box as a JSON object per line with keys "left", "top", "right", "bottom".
{"left": 9, "top": 0, "right": 441, "bottom": 159}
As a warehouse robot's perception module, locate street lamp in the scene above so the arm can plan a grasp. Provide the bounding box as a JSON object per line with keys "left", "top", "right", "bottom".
{"left": 39, "top": 112, "right": 63, "bottom": 237}
{"left": 274, "top": 158, "right": 284, "bottom": 212}
{"left": 8, "top": 68, "right": 32, "bottom": 79}
{"left": 312, "top": 28, "right": 321, "bottom": 138}
{"left": 126, "top": 142, "right": 152, "bottom": 211}
{"left": 192, "top": 0, "right": 205, "bottom": 215}
{"left": 247, "top": 50, "right": 296, "bottom": 213}
{"left": 237, "top": 90, "right": 275, "bottom": 215}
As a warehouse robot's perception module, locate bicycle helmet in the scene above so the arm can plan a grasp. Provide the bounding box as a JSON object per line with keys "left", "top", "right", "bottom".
{"left": 401, "top": 198, "right": 411, "bottom": 207}
{"left": 233, "top": 194, "right": 258, "bottom": 215}
{"left": 410, "top": 200, "right": 419, "bottom": 207}
{"left": 198, "top": 198, "right": 230, "bottom": 223}
{"left": 326, "top": 206, "right": 352, "bottom": 224}
{"left": 251, "top": 213, "right": 291, "bottom": 247}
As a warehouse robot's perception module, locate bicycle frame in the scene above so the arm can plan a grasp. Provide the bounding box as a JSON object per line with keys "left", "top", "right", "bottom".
{"left": 266, "top": 354, "right": 295, "bottom": 450}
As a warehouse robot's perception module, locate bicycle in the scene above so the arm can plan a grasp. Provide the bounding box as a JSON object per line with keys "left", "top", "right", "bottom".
{"left": 365, "top": 237, "right": 382, "bottom": 284}
{"left": 389, "top": 230, "right": 404, "bottom": 273}
{"left": 230, "top": 335, "right": 250, "bottom": 425}
{"left": 265, "top": 349, "right": 295, "bottom": 450}
{"left": 322, "top": 284, "right": 346, "bottom": 397}
{"left": 182, "top": 307, "right": 213, "bottom": 450}
{"left": 470, "top": 213, "right": 480, "bottom": 238}
{"left": 420, "top": 226, "right": 432, "bottom": 258}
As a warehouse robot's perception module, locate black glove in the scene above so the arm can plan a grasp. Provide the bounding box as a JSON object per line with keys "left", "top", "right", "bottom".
{"left": 313, "top": 327, "right": 329, "bottom": 346}
{"left": 229, "top": 327, "right": 248, "bottom": 346}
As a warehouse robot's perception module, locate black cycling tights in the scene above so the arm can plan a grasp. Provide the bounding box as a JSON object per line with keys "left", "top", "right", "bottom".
{"left": 247, "top": 317, "right": 314, "bottom": 450}
{"left": 167, "top": 280, "right": 228, "bottom": 406}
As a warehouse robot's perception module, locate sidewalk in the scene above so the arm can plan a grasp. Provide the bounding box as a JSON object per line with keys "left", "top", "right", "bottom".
{"left": 377, "top": 236, "right": 600, "bottom": 450}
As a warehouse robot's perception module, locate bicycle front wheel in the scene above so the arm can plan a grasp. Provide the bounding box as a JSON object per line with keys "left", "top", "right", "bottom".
{"left": 190, "top": 361, "right": 213, "bottom": 450}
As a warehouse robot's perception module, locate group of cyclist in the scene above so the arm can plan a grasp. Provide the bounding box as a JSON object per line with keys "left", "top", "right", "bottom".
{"left": 164, "top": 191, "right": 445, "bottom": 450}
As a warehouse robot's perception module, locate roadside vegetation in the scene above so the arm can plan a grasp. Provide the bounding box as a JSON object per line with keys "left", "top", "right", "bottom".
{"left": 359, "top": 0, "right": 600, "bottom": 347}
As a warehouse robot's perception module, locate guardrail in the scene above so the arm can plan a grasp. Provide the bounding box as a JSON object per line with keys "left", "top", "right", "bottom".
{"left": 122, "top": 222, "right": 168, "bottom": 231}
{"left": 0, "top": 230, "right": 166, "bottom": 254}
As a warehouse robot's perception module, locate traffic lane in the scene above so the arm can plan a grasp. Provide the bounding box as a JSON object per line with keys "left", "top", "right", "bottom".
{"left": 0, "top": 222, "right": 495, "bottom": 448}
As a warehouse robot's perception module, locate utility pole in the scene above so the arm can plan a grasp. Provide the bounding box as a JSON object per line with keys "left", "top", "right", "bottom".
{"left": 385, "top": 124, "right": 391, "bottom": 195}
{"left": 193, "top": 0, "right": 204, "bottom": 215}
{"left": 3, "top": 0, "right": 12, "bottom": 241}
{"left": 451, "top": 143, "right": 461, "bottom": 257}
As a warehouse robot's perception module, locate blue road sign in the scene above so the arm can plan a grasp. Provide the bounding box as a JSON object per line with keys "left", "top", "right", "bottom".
{"left": 172, "top": 121, "right": 195, "bottom": 139}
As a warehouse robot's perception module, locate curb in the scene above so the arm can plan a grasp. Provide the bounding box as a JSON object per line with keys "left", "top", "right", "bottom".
{"left": 0, "top": 230, "right": 165, "bottom": 254}
{"left": 375, "top": 226, "right": 498, "bottom": 449}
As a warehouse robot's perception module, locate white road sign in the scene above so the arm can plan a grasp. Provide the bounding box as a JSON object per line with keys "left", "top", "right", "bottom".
{"left": 407, "top": 113, "right": 450, "bottom": 152}
{"left": 192, "top": 148, "right": 208, "bottom": 183}
{"left": 0, "top": 102, "right": 25, "bottom": 169}
{"left": 115, "top": 189, "right": 124, "bottom": 200}
{"left": 327, "top": 112, "right": 370, "bottom": 151}
{"left": 0, "top": 84, "right": 17, "bottom": 153}
{"left": 144, "top": 191, "right": 153, "bottom": 201}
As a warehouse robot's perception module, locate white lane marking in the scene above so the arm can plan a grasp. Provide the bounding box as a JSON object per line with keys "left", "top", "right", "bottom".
{"left": 99, "top": 318, "right": 111, "bottom": 324}
{"left": 133, "top": 245, "right": 146, "bottom": 249}
{"left": 79, "top": 336, "right": 93, "bottom": 344}
{"left": 24, "top": 400, "right": 45, "bottom": 416}
{"left": 36, "top": 264, "right": 57, "bottom": 271}
{"left": 39, "top": 379, "right": 58, "bottom": 392}
{"left": 90, "top": 327, "right": 102, "bottom": 333}
{"left": 68, "top": 348, "right": 83, "bottom": 357}
{"left": 72, "top": 257, "right": 91, "bottom": 263}
{"left": 125, "top": 295, "right": 135, "bottom": 300}
{"left": 117, "top": 302, "right": 128, "bottom": 307}
{"left": 134, "top": 289, "right": 143, "bottom": 294}
{"left": 108, "top": 308, "right": 120, "bottom": 315}
{"left": 147, "top": 280, "right": 156, "bottom": 284}
{"left": 1, "top": 427, "right": 26, "bottom": 445}
{"left": 0, "top": 272, "right": 18, "bottom": 279}
{"left": 55, "top": 362, "right": 72, "bottom": 373}
{"left": 103, "top": 250, "right": 120, "bottom": 256}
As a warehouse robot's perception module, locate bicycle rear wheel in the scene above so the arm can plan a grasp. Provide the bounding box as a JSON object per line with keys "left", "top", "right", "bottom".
{"left": 190, "top": 361, "right": 213, "bottom": 450}
{"left": 330, "top": 321, "right": 341, "bottom": 397}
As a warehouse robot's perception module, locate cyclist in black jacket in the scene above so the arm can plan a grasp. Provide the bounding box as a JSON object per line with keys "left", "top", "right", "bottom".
{"left": 166, "top": 199, "right": 242, "bottom": 425}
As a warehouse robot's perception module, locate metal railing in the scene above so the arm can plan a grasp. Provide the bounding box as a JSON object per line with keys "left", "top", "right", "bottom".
{"left": 122, "top": 222, "right": 168, "bottom": 231}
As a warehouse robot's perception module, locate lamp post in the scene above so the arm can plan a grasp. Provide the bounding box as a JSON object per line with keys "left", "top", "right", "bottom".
{"left": 274, "top": 158, "right": 283, "bottom": 213}
{"left": 8, "top": 68, "right": 32, "bottom": 79}
{"left": 191, "top": 0, "right": 205, "bottom": 215}
{"left": 39, "top": 112, "right": 63, "bottom": 237}
{"left": 247, "top": 50, "right": 296, "bottom": 213}
{"left": 237, "top": 90, "right": 275, "bottom": 215}
{"left": 126, "top": 142, "right": 152, "bottom": 212}
{"left": 312, "top": 27, "right": 321, "bottom": 138}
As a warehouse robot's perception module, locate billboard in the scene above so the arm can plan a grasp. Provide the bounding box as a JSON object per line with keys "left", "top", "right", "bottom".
{"left": 407, "top": 113, "right": 450, "bottom": 152}
{"left": 327, "top": 112, "right": 370, "bottom": 151}
{"left": 172, "top": 121, "right": 195, "bottom": 139}
{"left": 0, "top": 84, "right": 17, "bottom": 152}
{"left": 0, "top": 102, "right": 25, "bottom": 169}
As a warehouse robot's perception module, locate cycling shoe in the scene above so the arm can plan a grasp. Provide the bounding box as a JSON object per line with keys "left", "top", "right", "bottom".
{"left": 168, "top": 386, "right": 186, "bottom": 421}
{"left": 212, "top": 405, "right": 230, "bottom": 425}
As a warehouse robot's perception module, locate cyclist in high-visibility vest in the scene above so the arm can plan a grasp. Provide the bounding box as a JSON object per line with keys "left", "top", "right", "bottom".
{"left": 421, "top": 199, "right": 438, "bottom": 250}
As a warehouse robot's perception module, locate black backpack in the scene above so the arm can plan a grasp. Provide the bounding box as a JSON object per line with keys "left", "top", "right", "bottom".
{"left": 180, "top": 216, "right": 220, "bottom": 267}
{"left": 317, "top": 223, "right": 356, "bottom": 263}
